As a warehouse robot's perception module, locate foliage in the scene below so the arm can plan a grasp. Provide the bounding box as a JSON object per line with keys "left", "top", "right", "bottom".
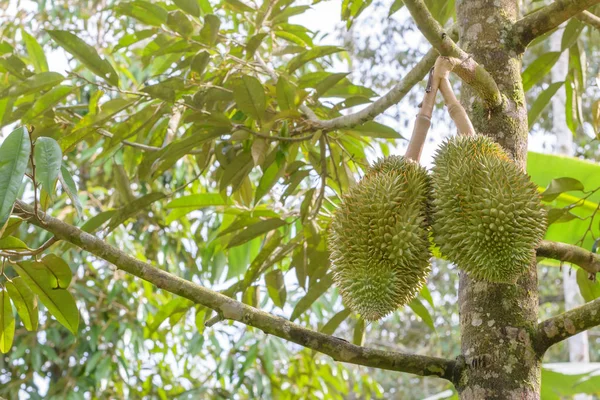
{"left": 0, "top": 0, "right": 599, "bottom": 399}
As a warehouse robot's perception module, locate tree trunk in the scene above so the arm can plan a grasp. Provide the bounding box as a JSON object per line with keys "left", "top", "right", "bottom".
{"left": 455, "top": 0, "right": 541, "bottom": 397}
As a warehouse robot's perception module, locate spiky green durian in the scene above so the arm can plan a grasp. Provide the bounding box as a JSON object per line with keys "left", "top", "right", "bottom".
{"left": 431, "top": 135, "right": 547, "bottom": 283}
{"left": 329, "top": 156, "right": 432, "bottom": 321}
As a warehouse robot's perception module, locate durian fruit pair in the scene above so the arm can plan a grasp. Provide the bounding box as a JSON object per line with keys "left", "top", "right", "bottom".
{"left": 329, "top": 59, "right": 546, "bottom": 321}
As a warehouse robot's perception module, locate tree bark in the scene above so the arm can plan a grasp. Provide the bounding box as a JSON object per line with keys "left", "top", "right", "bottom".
{"left": 455, "top": 0, "right": 541, "bottom": 398}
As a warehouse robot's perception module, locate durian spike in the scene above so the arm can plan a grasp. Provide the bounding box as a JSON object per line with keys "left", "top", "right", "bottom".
{"left": 439, "top": 76, "right": 476, "bottom": 137}
{"left": 405, "top": 57, "right": 451, "bottom": 161}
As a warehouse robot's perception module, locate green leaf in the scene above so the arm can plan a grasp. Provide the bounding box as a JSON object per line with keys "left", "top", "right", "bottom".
{"left": 59, "top": 165, "right": 83, "bottom": 219}
{"left": 81, "top": 210, "right": 116, "bottom": 233}
{"left": 576, "top": 267, "right": 600, "bottom": 302}
{"left": 227, "top": 218, "right": 286, "bottom": 248}
{"left": 592, "top": 99, "right": 600, "bottom": 138}
{"left": 541, "top": 177, "right": 584, "bottom": 202}
{"left": 290, "top": 274, "right": 333, "bottom": 320}
{"left": 255, "top": 161, "right": 285, "bottom": 203}
{"left": 0, "top": 236, "right": 29, "bottom": 250}
{"left": 71, "top": 98, "right": 136, "bottom": 132}
{"left": 166, "top": 193, "right": 228, "bottom": 208}
{"left": 528, "top": 82, "right": 563, "bottom": 129}
{"left": 174, "top": 0, "right": 200, "bottom": 16}
{"left": 22, "top": 29, "right": 48, "bottom": 73}
{"left": 287, "top": 46, "right": 344, "bottom": 73}
{"left": 388, "top": 0, "right": 404, "bottom": 16}
{"left": 108, "top": 192, "right": 166, "bottom": 231}
{"left": 147, "top": 297, "right": 194, "bottom": 333}
{"left": 0, "top": 218, "right": 22, "bottom": 239}
{"left": 521, "top": 52, "right": 561, "bottom": 92}
{"left": 527, "top": 151, "right": 600, "bottom": 248}
{"left": 350, "top": 121, "right": 402, "bottom": 138}
{"left": 141, "top": 78, "right": 184, "bottom": 103}
{"left": 276, "top": 77, "right": 296, "bottom": 111}
{"left": 320, "top": 309, "right": 351, "bottom": 335}
{"left": 561, "top": 19, "right": 583, "bottom": 51}
{"left": 41, "top": 254, "right": 72, "bottom": 289}
{"left": 13, "top": 262, "right": 79, "bottom": 334}
{"left": 547, "top": 208, "right": 580, "bottom": 225}
{"left": 264, "top": 269, "right": 286, "bottom": 308}
{"left": 233, "top": 75, "right": 266, "bottom": 121}
{"left": 200, "top": 14, "right": 221, "bottom": 46}
{"left": 34, "top": 137, "right": 63, "bottom": 197}
{"left": 5, "top": 277, "right": 38, "bottom": 331}
{"left": 21, "top": 85, "right": 73, "bottom": 123}
{"left": 0, "top": 54, "right": 33, "bottom": 80}
{"left": 191, "top": 51, "right": 210, "bottom": 76}
{"left": 167, "top": 10, "right": 194, "bottom": 37}
{"left": 224, "top": 0, "right": 255, "bottom": 13}
{"left": 115, "top": 1, "right": 168, "bottom": 26}
{"left": 0, "top": 72, "right": 64, "bottom": 100}
{"left": 241, "top": 231, "right": 282, "bottom": 289}
{"left": 420, "top": 285, "right": 434, "bottom": 308}
{"left": 409, "top": 298, "right": 435, "bottom": 331}
{"left": 314, "top": 72, "right": 349, "bottom": 99}
{"left": 0, "top": 289, "right": 14, "bottom": 353}
{"left": 246, "top": 33, "right": 268, "bottom": 59}
{"left": 113, "top": 29, "right": 156, "bottom": 51}
{"left": 353, "top": 318, "right": 366, "bottom": 346}
{"left": 46, "top": 30, "right": 118, "bottom": 86}
{"left": 0, "top": 127, "right": 31, "bottom": 227}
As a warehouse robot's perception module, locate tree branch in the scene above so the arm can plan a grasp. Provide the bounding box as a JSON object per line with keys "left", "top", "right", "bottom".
{"left": 576, "top": 10, "right": 600, "bottom": 30}
{"left": 536, "top": 240, "right": 600, "bottom": 276}
{"left": 513, "top": 0, "right": 600, "bottom": 51}
{"left": 535, "top": 297, "right": 600, "bottom": 355}
{"left": 402, "top": 0, "right": 503, "bottom": 109}
{"left": 11, "top": 200, "right": 459, "bottom": 382}
{"left": 258, "top": 49, "right": 437, "bottom": 132}
{"left": 310, "top": 48, "right": 437, "bottom": 131}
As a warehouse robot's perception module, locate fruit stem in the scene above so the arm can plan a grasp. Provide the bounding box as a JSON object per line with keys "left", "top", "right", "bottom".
{"left": 406, "top": 57, "right": 448, "bottom": 160}
{"left": 438, "top": 75, "right": 476, "bottom": 136}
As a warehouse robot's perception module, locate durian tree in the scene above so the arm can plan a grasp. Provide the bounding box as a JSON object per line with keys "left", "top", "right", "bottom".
{"left": 2, "top": 0, "right": 600, "bottom": 399}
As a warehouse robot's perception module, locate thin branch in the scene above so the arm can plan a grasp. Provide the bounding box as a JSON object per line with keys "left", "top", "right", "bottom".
{"left": 310, "top": 136, "right": 328, "bottom": 219}
{"left": 257, "top": 49, "right": 437, "bottom": 132}
{"left": 402, "top": 0, "right": 502, "bottom": 109}
{"left": 405, "top": 59, "right": 442, "bottom": 161}
{"left": 12, "top": 200, "right": 459, "bottom": 381}
{"left": 536, "top": 239, "right": 600, "bottom": 276}
{"left": 234, "top": 125, "right": 315, "bottom": 142}
{"left": 577, "top": 10, "right": 600, "bottom": 29}
{"left": 0, "top": 236, "right": 58, "bottom": 258}
{"left": 535, "top": 297, "right": 600, "bottom": 355}
{"left": 513, "top": 0, "right": 600, "bottom": 51}
{"left": 310, "top": 48, "right": 438, "bottom": 131}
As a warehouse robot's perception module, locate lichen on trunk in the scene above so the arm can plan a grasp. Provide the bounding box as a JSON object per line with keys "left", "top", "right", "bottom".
{"left": 455, "top": 0, "right": 541, "bottom": 397}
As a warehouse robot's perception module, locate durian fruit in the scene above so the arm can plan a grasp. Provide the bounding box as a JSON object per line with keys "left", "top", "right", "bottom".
{"left": 431, "top": 135, "right": 547, "bottom": 283}
{"left": 329, "top": 156, "right": 432, "bottom": 321}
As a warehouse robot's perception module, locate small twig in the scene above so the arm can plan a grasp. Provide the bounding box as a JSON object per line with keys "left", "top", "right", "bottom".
{"left": 405, "top": 57, "right": 460, "bottom": 161}
{"left": 577, "top": 10, "right": 600, "bottom": 30}
{"left": 205, "top": 312, "right": 224, "bottom": 328}
{"left": 310, "top": 136, "right": 328, "bottom": 219}
{"left": 325, "top": 135, "right": 343, "bottom": 193}
{"left": 0, "top": 237, "right": 59, "bottom": 258}
{"left": 69, "top": 71, "right": 152, "bottom": 98}
{"left": 234, "top": 124, "right": 314, "bottom": 143}
{"left": 436, "top": 57, "right": 476, "bottom": 136}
